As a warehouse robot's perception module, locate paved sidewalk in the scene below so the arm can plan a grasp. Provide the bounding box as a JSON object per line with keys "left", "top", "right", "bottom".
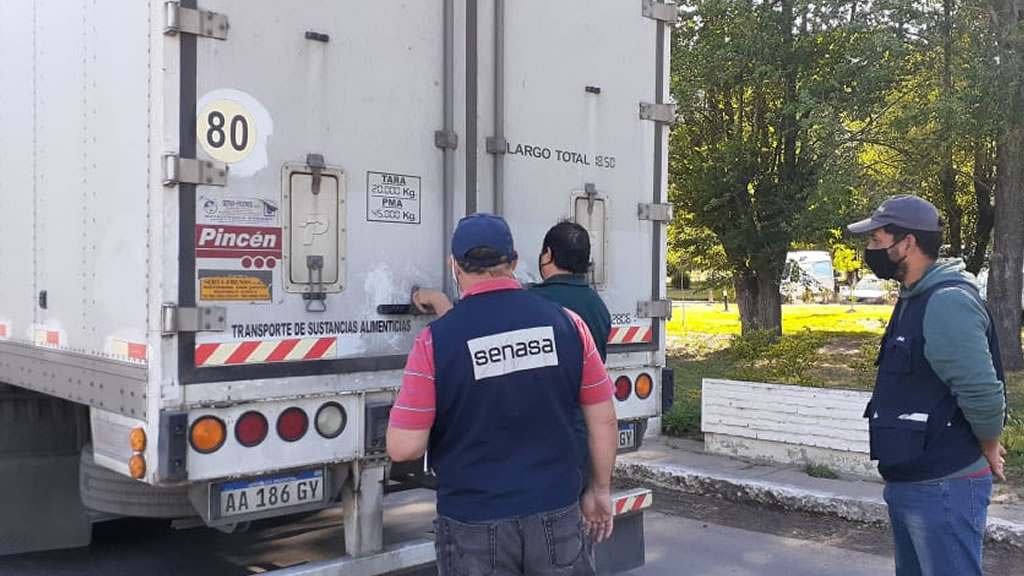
{"left": 615, "top": 436, "right": 1024, "bottom": 548}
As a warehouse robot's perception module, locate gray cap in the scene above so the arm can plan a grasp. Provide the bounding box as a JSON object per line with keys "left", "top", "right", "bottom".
{"left": 847, "top": 195, "right": 943, "bottom": 234}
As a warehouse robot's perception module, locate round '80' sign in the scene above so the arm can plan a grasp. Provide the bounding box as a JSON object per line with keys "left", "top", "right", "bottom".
{"left": 197, "top": 99, "right": 257, "bottom": 164}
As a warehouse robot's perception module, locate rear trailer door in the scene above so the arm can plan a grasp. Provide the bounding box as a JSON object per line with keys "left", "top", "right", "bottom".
{"left": 177, "top": 1, "right": 445, "bottom": 385}
{"left": 490, "top": 0, "right": 671, "bottom": 355}
{"left": 474, "top": 1, "right": 673, "bottom": 426}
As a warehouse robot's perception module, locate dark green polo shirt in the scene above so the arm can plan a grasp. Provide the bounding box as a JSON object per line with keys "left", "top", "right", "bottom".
{"left": 529, "top": 274, "right": 611, "bottom": 361}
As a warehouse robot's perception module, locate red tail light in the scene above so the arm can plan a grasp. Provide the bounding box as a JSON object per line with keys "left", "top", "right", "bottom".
{"left": 614, "top": 376, "right": 632, "bottom": 402}
{"left": 277, "top": 408, "right": 309, "bottom": 442}
{"left": 235, "top": 411, "right": 269, "bottom": 447}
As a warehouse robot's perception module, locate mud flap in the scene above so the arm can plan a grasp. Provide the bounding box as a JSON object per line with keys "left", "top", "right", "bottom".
{"left": 595, "top": 488, "right": 652, "bottom": 575}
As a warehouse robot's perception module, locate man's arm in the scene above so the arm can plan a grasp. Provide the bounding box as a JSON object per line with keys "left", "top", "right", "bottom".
{"left": 567, "top": 308, "right": 617, "bottom": 542}
{"left": 581, "top": 398, "right": 617, "bottom": 543}
{"left": 923, "top": 287, "right": 1006, "bottom": 479}
{"left": 386, "top": 428, "right": 430, "bottom": 462}
{"left": 386, "top": 328, "right": 436, "bottom": 462}
{"left": 583, "top": 399, "right": 618, "bottom": 491}
{"left": 595, "top": 298, "right": 612, "bottom": 363}
{"left": 979, "top": 438, "right": 1007, "bottom": 482}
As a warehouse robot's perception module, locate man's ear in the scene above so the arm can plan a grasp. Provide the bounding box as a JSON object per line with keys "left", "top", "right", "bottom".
{"left": 448, "top": 255, "right": 461, "bottom": 282}
{"left": 903, "top": 234, "right": 919, "bottom": 256}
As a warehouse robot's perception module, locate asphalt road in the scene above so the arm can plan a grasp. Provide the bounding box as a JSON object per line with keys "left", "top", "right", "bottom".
{"left": 1, "top": 488, "right": 1022, "bottom": 575}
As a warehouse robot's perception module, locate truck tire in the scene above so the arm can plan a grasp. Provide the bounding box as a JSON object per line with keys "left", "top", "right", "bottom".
{"left": 79, "top": 445, "right": 196, "bottom": 519}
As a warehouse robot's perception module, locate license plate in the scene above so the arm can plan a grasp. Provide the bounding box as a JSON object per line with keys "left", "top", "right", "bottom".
{"left": 618, "top": 422, "right": 636, "bottom": 451}
{"left": 217, "top": 469, "right": 325, "bottom": 518}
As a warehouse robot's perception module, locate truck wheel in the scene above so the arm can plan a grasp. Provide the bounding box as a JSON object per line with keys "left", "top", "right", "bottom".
{"left": 79, "top": 445, "right": 196, "bottom": 519}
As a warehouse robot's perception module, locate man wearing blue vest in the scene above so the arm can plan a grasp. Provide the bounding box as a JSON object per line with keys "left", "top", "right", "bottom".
{"left": 848, "top": 195, "right": 1007, "bottom": 576}
{"left": 387, "top": 213, "right": 619, "bottom": 576}
{"left": 413, "top": 220, "right": 612, "bottom": 500}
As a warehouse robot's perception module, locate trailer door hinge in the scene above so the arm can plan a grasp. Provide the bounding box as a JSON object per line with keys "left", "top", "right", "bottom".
{"left": 164, "top": 2, "right": 229, "bottom": 40}
{"left": 637, "top": 300, "right": 673, "bottom": 320}
{"left": 162, "top": 155, "right": 228, "bottom": 187}
{"left": 639, "top": 102, "right": 677, "bottom": 124}
{"left": 638, "top": 203, "right": 673, "bottom": 222}
{"left": 642, "top": 0, "right": 679, "bottom": 23}
{"left": 434, "top": 130, "right": 459, "bottom": 150}
{"left": 162, "top": 305, "right": 227, "bottom": 336}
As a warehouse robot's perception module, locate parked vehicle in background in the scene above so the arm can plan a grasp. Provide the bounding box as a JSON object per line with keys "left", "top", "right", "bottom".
{"left": 839, "top": 274, "right": 897, "bottom": 305}
{"left": 781, "top": 251, "right": 836, "bottom": 303}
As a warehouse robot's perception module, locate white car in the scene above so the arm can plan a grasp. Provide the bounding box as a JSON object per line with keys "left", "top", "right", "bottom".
{"left": 844, "top": 275, "right": 896, "bottom": 304}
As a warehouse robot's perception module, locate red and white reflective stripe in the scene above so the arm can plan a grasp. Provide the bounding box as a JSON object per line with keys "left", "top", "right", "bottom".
{"left": 608, "top": 325, "right": 653, "bottom": 345}
{"left": 612, "top": 488, "right": 653, "bottom": 516}
{"left": 34, "top": 329, "right": 61, "bottom": 347}
{"left": 195, "top": 337, "right": 338, "bottom": 367}
{"left": 110, "top": 340, "right": 148, "bottom": 362}
{"left": 0, "top": 323, "right": 8, "bottom": 340}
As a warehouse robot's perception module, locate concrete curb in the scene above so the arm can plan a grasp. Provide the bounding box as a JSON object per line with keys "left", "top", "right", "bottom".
{"left": 615, "top": 459, "right": 1024, "bottom": 549}
{"left": 986, "top": 517, "right": 1024, "bottom": 549}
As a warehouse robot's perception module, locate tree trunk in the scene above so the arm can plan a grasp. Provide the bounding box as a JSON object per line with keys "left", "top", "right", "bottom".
{"left": 967, "top": 141, "right": 995, "bottom": 274}
{"left": 989, "top": 0, "right": 1024, "bottom": 371}
{"left": 780, "top": 0, "right": 799, "bottom": 185}
{"left": 735, "top": 269, "right": 784, "bottom": 336}
{"left": 735, "top": 275, "right": 760, "bottom": 334}
{"left": 940, "top": 0, "right": 963, "bottom": 257}
{"left": 756, "top": 276, "right": 783, "bottom": 335}
{"left": 940, "top": 157, "right": 963, "bottom": 257}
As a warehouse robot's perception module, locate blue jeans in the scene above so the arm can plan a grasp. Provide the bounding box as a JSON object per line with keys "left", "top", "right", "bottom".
{"left": 435, "top": 502, "right": 595, "bottom": 576}
{"left": 883, "top": 473, "right": 992, "bottom": 576}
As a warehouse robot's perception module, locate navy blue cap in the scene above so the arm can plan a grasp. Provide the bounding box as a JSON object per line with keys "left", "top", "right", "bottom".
{"left": 847, "top": 195, "right": 943, "bottom": 234}
{"left": 451, "top": 213, "right": 518, "bottom": 266}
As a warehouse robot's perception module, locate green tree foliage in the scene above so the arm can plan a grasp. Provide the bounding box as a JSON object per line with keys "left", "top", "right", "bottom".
{"left": 670, "top": 0, "right": 905, "bottom": 333}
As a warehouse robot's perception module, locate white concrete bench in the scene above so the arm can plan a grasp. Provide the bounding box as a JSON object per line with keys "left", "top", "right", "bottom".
{"left": 701, "top": 378, "right": 877, "bottom": 478}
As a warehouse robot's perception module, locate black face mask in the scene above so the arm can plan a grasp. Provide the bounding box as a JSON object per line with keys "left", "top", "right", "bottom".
{"left": 864, "top": 241, "right": 906, "bottom": 280}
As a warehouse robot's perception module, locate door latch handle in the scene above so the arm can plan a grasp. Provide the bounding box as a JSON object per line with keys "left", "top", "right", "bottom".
{"left": 303, "top": 255, "right": 327, "bottom": 312}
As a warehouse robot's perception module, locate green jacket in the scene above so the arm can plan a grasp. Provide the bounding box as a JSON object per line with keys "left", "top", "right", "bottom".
{"left": 529, "top": 274, "right": 611, "bottom": 361}
{"left": 900, "top": 259, "right": 1005, "bottom": 442}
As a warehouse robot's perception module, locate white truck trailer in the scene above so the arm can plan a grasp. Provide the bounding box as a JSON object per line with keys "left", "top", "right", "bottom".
{"left": 0, "top": 0, "right": 675, "bottom": 571}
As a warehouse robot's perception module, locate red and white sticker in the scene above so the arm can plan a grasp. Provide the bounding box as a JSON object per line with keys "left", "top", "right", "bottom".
{"left": 196, "top": 225, "right": 282, "bottom": 261}
{"left": 196, "top": 337, "right": 337, "bottom": 367}
{"left": 608, "top": 325, "right": 653, "bottom": 345}
{"left": 613, "top": 489, "right": 653, "bottom": 516}
{"left": 0, "top": 322, "right": 9, "bottom": 340}
{"left": 33, "top": 329, "right": 62, "bottom": 348}
{"left": 110, "top": 340, "right": 148, "bottom": 362}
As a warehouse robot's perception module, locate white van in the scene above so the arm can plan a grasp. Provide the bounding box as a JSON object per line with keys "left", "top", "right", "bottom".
{"left": 781, "top": 250, "right": 835, "bottom": 302}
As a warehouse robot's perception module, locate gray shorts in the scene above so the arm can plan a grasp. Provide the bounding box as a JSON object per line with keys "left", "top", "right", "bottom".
{"left": 435, "top": 502, "right": 595, "bottom": 576}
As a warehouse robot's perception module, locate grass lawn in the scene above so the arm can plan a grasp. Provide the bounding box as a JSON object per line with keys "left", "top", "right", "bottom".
{"left": 667, "top": 286, "right": 735, "bottom": 302}
{"left": 664, "top": 302, "right": 1024, "bottom": 490}
{"left": 667, "top": 302, "right": 892, "bottom": 337}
